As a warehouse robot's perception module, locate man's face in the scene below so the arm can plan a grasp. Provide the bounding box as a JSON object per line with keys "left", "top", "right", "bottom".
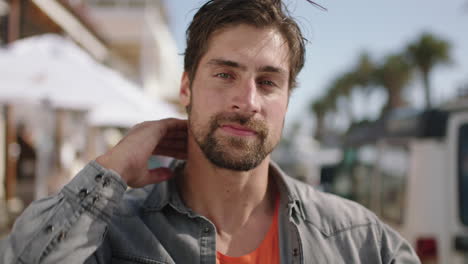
{"left": 180, "top": 24, "right": 290, "bottom": 171}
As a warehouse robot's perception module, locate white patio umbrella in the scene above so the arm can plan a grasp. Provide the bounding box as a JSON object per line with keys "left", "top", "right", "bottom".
{"left": 0, "top": 35, "right": 104, "bottom": 108}
{"left": 0, "top": 50, "right": 39, "bottom": 103}
{"left": 87, "top": 67, "right": 183, "bottom": 127}
{"left": 0, "top": 34, "right": 182, "bottom": 125}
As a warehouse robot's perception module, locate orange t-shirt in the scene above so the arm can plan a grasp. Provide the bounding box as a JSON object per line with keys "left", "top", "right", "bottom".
{"left": 216, "top": 198, "right": 280, "bottom": 264}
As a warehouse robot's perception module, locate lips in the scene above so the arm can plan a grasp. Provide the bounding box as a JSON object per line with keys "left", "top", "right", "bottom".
{"left": 219, "top": 124, "right": 257, "bottom": 136}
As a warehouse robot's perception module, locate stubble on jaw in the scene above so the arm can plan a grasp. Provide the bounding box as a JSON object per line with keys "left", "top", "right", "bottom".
{"left": 189, "top": 111, "right": 277, "bottom": 171}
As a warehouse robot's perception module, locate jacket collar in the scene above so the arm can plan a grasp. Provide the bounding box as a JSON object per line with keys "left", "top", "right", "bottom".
{"left": 269, "top": 162, "right": 308, "bottom": 225}
{"left": 142, "top": 160, "right": 307, "bottom": 223}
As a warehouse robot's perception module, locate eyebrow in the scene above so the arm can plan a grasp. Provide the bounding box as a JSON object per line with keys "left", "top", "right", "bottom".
{"left": 258, "top": 65, "right": 286, "bottom": 75}
{"left": 207, "top": 59, "right": 247, "bottom": 71}
{"left": 207, "top": 58, "right": 287, "bottom": 75}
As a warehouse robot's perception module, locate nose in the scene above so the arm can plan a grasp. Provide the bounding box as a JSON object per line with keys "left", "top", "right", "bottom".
{"left": 231, "top": 78, "right": 260, "bottom": 114}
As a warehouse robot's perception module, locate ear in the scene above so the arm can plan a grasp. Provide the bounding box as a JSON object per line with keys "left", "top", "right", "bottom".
{"left": 179, "top": 72, "right": 191, "bottom": 107}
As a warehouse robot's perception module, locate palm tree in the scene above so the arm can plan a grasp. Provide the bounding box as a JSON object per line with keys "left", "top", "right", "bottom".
{"left": 321, "top": 53, "right": 376, "bottom": 126}
{"left": 332, "top": 72, "right": 358, "bottom": 122}
{"left": 311, "top": 100, "right": 327, "bottom": 139}
{"left": 374, "top": 54, "right": 413, "bottom": 113}
{"left": 354, "top": 52, "right": 375, "bottom": 89}
{"left": 406, "top": 33, "right": 451, "bottom": 109}
{"left": 310, "top": 72, "right": 356, "bottom": 139}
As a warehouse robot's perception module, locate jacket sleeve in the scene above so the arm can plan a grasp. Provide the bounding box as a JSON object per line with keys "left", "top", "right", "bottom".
{"left": 379, "top": 222, "right": 422, "bottom": 264}
{"left": 0, "top": 161, "right": 127, "bottom": 264}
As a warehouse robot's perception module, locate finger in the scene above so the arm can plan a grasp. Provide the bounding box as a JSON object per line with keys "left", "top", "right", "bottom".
{"left": 141, "top": 119, "right": 187, "bottom": 140}
{"left": 154, "top": 138, "right": 187, "bottom": 151}
{"left": 159, "top": 118, "right": 188, "bottom": 133}
{"left": 160, "top": 131, "right": 188, "bottom": 139}
{"left": 162, "top": 118, "right": 188, "bottom": 128}
{"left": 153, "top": 148, "right": 188, "bottom": 160}
{"left": 154, "top": 148, "right": 186, "bottom": 158}
{"left": 140, "top": 118, "right": 187, "bottom": 129}
{"left": 157, "top": 140, "right": 187, "bottom": 149}
{"left": 153, "top": 144, "right": 188, "bottom": 154}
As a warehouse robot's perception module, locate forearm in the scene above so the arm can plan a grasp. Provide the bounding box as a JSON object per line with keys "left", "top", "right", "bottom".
{"left": 0, "top": 161, "right": 127, "bottom": 264}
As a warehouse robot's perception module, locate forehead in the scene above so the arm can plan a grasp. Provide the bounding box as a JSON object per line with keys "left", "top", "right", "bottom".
{"left": 201, "top": 24, "right": 291, "bottom": 72}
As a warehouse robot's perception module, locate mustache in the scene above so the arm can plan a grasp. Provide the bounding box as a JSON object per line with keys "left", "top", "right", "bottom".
{"left": 211, "top": 112, "right": 268, "bottom": 138}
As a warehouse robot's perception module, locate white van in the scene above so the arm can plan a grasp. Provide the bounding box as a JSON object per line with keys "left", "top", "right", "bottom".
{"left": 322, "top": 107, "right": 468, "bottom": 264}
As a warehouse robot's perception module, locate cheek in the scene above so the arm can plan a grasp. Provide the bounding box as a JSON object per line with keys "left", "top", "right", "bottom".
{"left": 190, "top": 90, "right": 220, "bottom": 123}
{"left": 266, "top": 99, "right": 288, "bottom": 134}
{"left": 192, "top": 92, "right": 223, "bottom": 115}
{"left": 194, "top": 92, "right": 228, "bottom": 118}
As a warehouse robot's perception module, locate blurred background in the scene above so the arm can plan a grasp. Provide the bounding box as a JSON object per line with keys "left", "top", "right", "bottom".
{"left": 0, "top": 0, "right": 468, "bottom": 263}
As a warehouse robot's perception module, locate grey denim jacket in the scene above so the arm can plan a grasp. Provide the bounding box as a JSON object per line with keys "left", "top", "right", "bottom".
{"left": 0, "top": 160, "right": 421, "bottom": 264}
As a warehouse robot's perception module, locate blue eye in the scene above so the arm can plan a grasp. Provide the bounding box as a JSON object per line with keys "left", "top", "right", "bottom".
{"left": 215, "top": 73, "right": 231, "bottom": 79}
{"left": 259, "top": 80, "right": 275, "bottom": 86}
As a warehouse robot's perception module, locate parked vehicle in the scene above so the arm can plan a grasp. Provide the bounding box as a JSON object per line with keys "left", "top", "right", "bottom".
{"left": 322, "top": 107, "right": 468, "bottom": 264}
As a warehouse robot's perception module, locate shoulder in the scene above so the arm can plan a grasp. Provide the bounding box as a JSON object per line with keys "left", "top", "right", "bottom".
{"left": 284, "top": 176, "right": 381, "bottom": 236}
{"left": 282, "top": 176, "right": 420, "bottom": 263}
{"left": 113, "top": 184, "right": 157, "bottom": 216}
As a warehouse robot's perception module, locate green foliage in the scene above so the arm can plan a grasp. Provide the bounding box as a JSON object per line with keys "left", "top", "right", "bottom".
{"left": 354, "top": 52, "right": 375, "bottom": 89}
{"left": 406, "top": 32, "right": 452, "bottom": 108}
{"left": 406, "top": 32, "right": 451, "bottom": 74}
{"left": 309, "top": 32, "right": 453, "bottom": 140}
{"left": 374, "top": 53, "right": 413, "bottom": 110}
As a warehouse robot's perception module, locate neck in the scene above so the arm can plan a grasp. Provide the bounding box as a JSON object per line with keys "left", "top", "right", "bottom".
{"left": 179, "top": 137, "right": 276, "bottom": 234}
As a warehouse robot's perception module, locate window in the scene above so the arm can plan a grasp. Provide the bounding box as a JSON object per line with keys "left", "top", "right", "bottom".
{"left": 379, "top": 144, "right": 409, "bottom": 224}
{"left": 458, "top": 123, "right": 468, "bottom": 226}
{"left": 352, "top": 146, "right": 377, "bottom": 209}
{"left": 327, "top": 146, "right": 376, "bottom": 208}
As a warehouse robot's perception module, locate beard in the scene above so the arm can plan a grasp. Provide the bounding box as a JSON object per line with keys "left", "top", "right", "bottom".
{"left": 189, "top": 112, "right": 277, "bottom": 171}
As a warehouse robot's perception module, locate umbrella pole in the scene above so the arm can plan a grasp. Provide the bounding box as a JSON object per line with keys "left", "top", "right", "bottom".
{"left": 7, "top": 0, "right": 20, "bottom": 43}
{"left": 3, "top": 0, "right": 21, "bottom": 209}
{"left": 54, "top": 109, "right": 64, "bottom": 172}
{"left": 86, "top": 126, "right": 98, "bottom": 162}
{"left": 4, "top": 104, "right": 17, "bottom": 204}
{"left": 35, "top": 102, "right": 53, "bottom": 199}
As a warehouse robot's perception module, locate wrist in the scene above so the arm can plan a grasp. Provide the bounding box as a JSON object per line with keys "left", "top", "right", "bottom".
{"left": 96, "top": 154, "right": 128, "bottom": 184}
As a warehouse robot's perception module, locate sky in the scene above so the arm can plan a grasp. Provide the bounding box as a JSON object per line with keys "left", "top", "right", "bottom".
{"left": 163, "top": 0, "right": 468, "bottom": 133}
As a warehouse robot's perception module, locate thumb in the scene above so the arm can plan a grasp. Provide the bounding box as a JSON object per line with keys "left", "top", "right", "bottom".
{"left": 143, "top": 167, "right": 175, "bottom": 185}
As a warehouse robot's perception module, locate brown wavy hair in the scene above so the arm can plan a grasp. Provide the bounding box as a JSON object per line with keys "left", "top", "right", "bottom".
{"left": 184, "top": 0, "right": 306, "bottom": 90}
